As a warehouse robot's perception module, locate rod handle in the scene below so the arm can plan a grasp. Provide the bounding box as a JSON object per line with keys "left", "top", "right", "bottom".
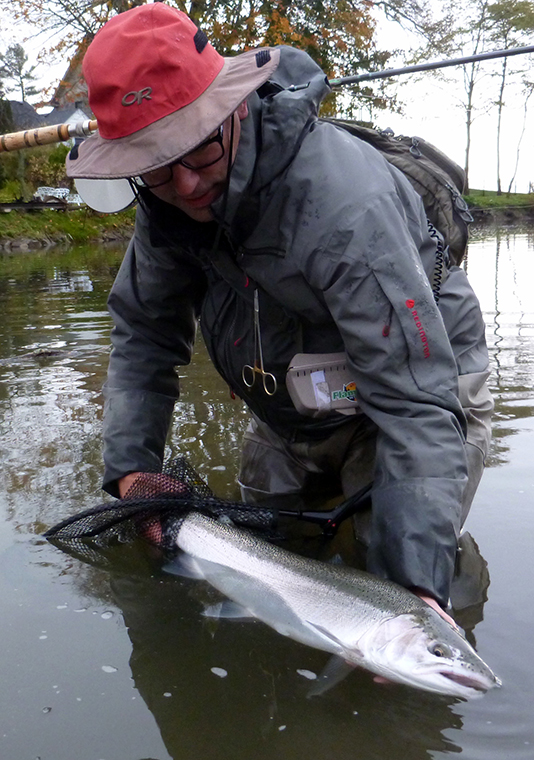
{"left": 0, "top": 119, "right": 98, "bottom": 153}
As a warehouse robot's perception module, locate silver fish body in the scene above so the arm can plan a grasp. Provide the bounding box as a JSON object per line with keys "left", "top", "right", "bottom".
{"left": 174, "top": 512, "right": 500, "bottom": 699}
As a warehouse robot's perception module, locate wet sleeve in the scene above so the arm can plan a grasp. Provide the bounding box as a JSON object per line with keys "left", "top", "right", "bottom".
{"left": 309, "top": 193, "right": 469, "bottom": 606}
{"left": 103, "top": 207, "right": 207, "bottom": 496}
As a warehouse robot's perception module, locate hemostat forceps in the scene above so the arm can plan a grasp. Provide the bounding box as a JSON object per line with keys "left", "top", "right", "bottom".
{"left": 242, "top": 289, "right": 277, "bottom": 396}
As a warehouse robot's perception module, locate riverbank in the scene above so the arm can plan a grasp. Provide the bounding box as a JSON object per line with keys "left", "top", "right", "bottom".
{"left": 465, "top": 189, "right": 534, "bottom": 224}
{"left": 0, "top": 206, "right": 136, "bottom": 252}
{"left": 0, "top": 189, "right": 533, "bottom": 251}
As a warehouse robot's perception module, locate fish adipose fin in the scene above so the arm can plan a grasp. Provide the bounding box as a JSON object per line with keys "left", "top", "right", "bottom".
{"left": 307, "top": 655, "right": 356, "bottom": 697}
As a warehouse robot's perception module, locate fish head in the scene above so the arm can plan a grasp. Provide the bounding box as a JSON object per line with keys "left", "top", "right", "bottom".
{"left": 354, "top": 609, "right": 501, "bottom": 699}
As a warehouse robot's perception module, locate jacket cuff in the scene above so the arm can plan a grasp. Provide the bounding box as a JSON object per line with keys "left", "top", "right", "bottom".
{"left": 366, "top": 477, "right": 466, "bottom": 607}
{"left": 102, "top": 387, "right": 176, "bottom": 497}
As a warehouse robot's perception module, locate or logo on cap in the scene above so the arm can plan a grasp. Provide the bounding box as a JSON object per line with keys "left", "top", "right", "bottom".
{"left": 121, "top": 87, "right": 153, "bottom": 106}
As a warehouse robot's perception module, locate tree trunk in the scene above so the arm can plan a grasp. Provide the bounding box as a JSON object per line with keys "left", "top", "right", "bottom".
{"left": 507, "top": 84, "right": 533, "bottom": 194}
{"left": 496, "top": 56, "right": 507, "bottom": 196}
{"left": 463, "top": 64, "right": 477, "bottom": 194}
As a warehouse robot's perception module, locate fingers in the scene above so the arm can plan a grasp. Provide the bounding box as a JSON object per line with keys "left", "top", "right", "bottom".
{"left": 140, "top": 517, "right": 164, "bottom": 545}
{"left": 118, "top": 471, "right": 143, "bottom": 498}
{"left": 121, "top": 471, "right": 188, "bottom": 499}
{"left": 117, "top": 472, "right": 190, "bottom": 546}
{"left": 412, "top": 589, "right": 459, "bottom": 630}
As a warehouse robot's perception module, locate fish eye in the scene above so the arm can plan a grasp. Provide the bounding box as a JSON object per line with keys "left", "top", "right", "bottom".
{"left": 429, "top": 643, "right": 452, "bottom": 658}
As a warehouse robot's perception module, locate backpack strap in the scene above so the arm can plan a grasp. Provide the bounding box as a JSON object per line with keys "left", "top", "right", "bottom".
{"left": 322, "top": 118, "right": 473, "bottom": 265}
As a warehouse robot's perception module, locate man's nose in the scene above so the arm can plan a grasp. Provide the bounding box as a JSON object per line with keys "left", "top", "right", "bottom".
{"left": 170, "top": 163, "right": 201, "bottom": 196}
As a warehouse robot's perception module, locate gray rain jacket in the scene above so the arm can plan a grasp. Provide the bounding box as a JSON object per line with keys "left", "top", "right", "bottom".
{"left": 103, "top": 47, "right": 491, "bottom": 605}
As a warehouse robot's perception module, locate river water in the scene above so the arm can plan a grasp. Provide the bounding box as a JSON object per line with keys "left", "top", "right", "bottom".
{"left": 0, "top": 226, "right": 533, "bottom": 760}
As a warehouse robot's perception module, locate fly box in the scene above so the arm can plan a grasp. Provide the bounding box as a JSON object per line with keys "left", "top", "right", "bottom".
{"left": 286, "top": 352, "right": 360, "bottom": 417}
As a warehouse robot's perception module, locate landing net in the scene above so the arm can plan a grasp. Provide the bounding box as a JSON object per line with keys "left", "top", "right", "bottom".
{"left": 44, "top": 456, "right": 278, "bottom": 550}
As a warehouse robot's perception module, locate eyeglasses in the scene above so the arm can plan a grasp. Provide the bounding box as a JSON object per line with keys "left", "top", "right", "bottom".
{"left": 131, "top": 124, "right": 225, "bottom": 189}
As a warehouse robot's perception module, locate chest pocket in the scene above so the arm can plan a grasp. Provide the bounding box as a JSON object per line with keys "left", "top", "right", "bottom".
{"left": 198, "top": 251, "right": 349, "bottom": 441}
{"left": 200, "top": 274, "right": 301, "bottom": 397}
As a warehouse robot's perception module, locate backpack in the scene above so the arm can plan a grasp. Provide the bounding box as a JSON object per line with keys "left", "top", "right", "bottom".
{"left": 323, "top": 119, "right": 474, "bottom": 266}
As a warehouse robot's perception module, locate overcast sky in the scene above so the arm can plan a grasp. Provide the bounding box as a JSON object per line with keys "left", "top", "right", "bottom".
{"left": 374, "top": 49, "right": 533, "bottom": 194}
{"left": 375, "top": 12, "right": 533, "bottom": 194}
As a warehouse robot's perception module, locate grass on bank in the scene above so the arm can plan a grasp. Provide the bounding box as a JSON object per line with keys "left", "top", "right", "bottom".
{"left": 0, "top": 206, "right": 136, "bottom": 245}
{"left": 465, "top": 189, "right": 534, "bottom": 209}
{"left": 0, "top": 187, "right": 533, "bottom": 248}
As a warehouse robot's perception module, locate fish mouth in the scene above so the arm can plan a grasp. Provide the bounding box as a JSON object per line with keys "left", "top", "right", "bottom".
{"left": 440, "top": 671, "right": 496, "bottom": 692}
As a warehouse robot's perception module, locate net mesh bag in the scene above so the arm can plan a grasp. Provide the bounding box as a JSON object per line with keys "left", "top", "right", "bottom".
{"left": 44, "top": 456, "right": 278, "bottom": 551}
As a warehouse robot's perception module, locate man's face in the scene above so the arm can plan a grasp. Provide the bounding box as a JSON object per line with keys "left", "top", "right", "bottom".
{"left": 147, "top": 102, "right": 248, "bottom": 222}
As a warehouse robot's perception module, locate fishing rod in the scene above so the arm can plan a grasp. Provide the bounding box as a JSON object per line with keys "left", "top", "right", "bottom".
{"left": 0, "top": 118, "right": 96, "bottom": 153}
{"left": 328, "top": 43, "right": 534, "bottom": 88}
{"left": 1, "top": 44, "right": 534, "bottom": 153}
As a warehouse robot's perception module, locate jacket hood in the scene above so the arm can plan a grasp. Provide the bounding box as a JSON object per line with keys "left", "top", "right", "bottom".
{"left": 211, "top": 46, "right": 331, "bottom": 238}
{"left": 255, "top": 46, "right": 331, "bottom": 185}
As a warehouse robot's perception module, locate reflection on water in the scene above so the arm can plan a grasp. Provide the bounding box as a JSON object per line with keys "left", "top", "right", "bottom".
{"left": 466, "top": 226, "right": 534, "bottom": 467}
{"left": 1, "top": 228, "right": 534, "bottom": 760}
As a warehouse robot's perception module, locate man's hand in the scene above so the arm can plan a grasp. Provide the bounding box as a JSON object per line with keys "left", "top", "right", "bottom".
{"left": 117, "top": 471, "right": 189, "bottom": 546}
{"left": 411, "top": 587, "right": 458, "bottom": 630}
{"left": 118, "top": 471, "right": 188, "bottom": 499}
{"left": 118, "top": 471, "right": 143, "bottom": 498}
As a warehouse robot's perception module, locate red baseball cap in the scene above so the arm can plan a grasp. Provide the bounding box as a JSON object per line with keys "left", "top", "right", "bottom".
{"left": 67, "top": 3, "right": 280, "bottom": 179}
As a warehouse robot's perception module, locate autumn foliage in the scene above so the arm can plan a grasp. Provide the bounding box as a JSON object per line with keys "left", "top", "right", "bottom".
{"left": 1, "top": 0, "right": 393, "bottom": 115}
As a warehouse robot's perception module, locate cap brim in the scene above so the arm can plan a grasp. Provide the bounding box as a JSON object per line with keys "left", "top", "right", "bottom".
{"left": 67, "top": 47, "right": 280, "bottom": 179}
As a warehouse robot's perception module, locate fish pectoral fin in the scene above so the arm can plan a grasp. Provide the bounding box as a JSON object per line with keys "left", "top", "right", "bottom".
{"left": 162, "top": 553, "right": 204, "bottom": 579}
{"left": 307, "top": 656, "right": 355, "bottom": 698}
{"left": 305, "top": 621, "right": 356, "bottom": 652}
{"left": 201, "top": 600, "right": 256, "bottom": 621}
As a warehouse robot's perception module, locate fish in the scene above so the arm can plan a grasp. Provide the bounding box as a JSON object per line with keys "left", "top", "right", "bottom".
{"left": 166, "top": 511, "right": 501, "bottom": 699}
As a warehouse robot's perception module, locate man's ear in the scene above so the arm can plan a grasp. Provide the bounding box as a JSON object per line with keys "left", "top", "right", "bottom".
{"left": 237, "top": 100, "right": 249, "bottom": 120}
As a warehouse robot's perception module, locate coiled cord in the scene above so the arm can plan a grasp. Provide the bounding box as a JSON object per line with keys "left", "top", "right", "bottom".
{"left": 427, "top": 218, "right": 447, "bottom": 306}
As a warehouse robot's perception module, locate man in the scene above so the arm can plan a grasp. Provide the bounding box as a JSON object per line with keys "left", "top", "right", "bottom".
{"left": 67, "top": 4, "right": 493, "bottom": 617}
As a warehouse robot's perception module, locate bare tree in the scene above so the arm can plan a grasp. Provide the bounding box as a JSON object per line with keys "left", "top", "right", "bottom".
{"left": 507, "top": 75, "right": 534, "bottom": 193}
{"left": 461, "top": 1, "right": 491, "bottom": 193}
{"left": 485, "top": 0, "right": 534, "bottom": 194}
